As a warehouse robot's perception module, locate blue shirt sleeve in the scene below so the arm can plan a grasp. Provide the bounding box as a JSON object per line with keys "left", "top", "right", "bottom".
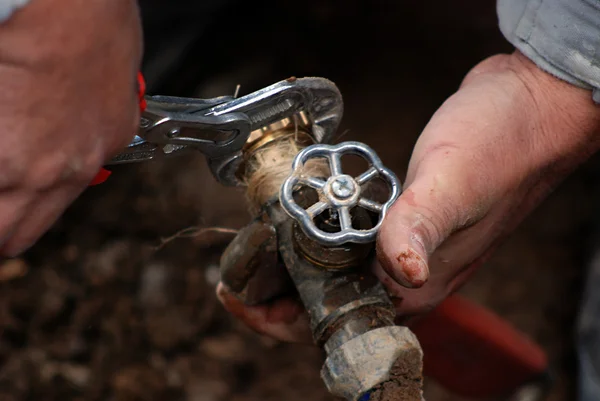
{"left": 498, "top": 0, "right": 600, "bottom": 102}
{"left": 0, "top": 0, "right": 31, "bottom": 24}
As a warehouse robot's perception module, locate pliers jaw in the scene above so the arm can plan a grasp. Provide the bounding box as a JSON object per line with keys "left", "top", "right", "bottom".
{"left": 107, "top": 76, "right": 344, "bottom": 186}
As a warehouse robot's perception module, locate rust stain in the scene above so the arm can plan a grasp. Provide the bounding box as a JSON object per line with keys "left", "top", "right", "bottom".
{"left": 377, "top": 241, "right": 428, "bottom": 288}
{"left": 396, "top": 248, "right": 427, "bottom": 288}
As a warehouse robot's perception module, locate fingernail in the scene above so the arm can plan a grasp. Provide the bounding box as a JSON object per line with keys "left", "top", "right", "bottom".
{"left": 396, "top": 242, "right": 429, "bottom": 287}
{"left": 378, "top": 238, "right": 429, "bottom": 288}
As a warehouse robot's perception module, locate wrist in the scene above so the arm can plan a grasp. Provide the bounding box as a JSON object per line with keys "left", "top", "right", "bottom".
{"left": 508, "top": 51, "right": 600, "bottom": 163}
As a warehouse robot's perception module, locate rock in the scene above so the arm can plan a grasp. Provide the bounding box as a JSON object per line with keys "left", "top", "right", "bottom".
{"left": 185, "top": 380, "right": 228, "bottom": 401}
{"left": 0, "top": 259, "right": 28, "bottom": 282}
{"left": 84, "top": 241, "right": 132, "bottom": 286}
{"left": 112, "top": 365, "right": 168, "bottom": 401}
{"left": 138, "top": 263, "right": 171, "bottom": 310}
{"left": 199, "top": 334, "right": 246, "bottom": 362}
{"left": 60, "top": 364, "right": 91, "bottom": 388}
{"left": 203, "top": 265, "right": 220, "bottom": 287}
{"left": 145, "top": 309, "right": 196, "bottom": 350}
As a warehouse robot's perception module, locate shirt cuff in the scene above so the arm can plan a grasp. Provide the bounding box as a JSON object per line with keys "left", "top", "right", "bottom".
{"left": 498, "top": 0, "right": 600, "bottom": 103}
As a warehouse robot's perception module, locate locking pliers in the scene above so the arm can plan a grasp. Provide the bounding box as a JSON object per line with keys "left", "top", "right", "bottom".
{"left": 107, "top": 76, "right": 343, "bottom": 186}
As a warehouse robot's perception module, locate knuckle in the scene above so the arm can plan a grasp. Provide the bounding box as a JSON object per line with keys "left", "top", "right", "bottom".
{"left": 99, "top": 115, "right": 136, "bottom": 157}
{"left": 20, "top": 147, "right": 104, "bottom": 190}
{"left": 0, "top": 240, "right": 22, "bottom": 258}
{"left": 23, "top": 159, "right": 66, "bottom": 190}
{"left": 2, "top": 234, "right": 37, "bottom": 257}
{"left": 0, "top": 153, "right": 27, "bottom": 189}
{"left": 408, "top": 207, "right": 450, "bottom": 253}
{"left": 403, "top": 177, "right": 478, "bottom": 250}
{"left": 73, "top": 150, "right": 105, "bottom": 183}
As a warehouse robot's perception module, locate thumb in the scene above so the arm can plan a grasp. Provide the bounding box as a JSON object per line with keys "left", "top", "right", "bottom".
{"left": 377, "top": 171, "right": 471, "bottom": 288}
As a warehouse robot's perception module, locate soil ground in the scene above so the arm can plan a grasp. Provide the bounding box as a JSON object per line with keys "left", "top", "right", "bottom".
{"left": 1, "top": 1, "right": 598, "bottom": 400}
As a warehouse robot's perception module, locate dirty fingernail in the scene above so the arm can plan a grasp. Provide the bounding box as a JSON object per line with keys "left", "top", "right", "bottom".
{"left": 378, "top": 240, "right": 429, "bottom": 288}
{"left": 397, "top": 243, "right": 429, "bottom": 286}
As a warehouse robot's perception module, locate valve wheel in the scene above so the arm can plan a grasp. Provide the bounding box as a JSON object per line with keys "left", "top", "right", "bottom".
{"left": 279, "top": 141, "right": 401, "bottom": 246}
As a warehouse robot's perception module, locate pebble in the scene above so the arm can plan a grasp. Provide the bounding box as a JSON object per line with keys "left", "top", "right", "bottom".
{"left": 0, "top": 259, "right": 28, "bottom": 282}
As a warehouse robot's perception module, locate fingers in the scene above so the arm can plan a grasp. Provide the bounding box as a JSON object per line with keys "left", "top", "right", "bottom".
{"left": 373, "top": 259, "right": 450, "bottom": 316}
{"left": 102, "top": 69, "right": 143, "bottom": 158}
{"left": 216, "top": 283, "right": 313, "bottom": 344}
{"left": 377, "top": 171, "right": 467, "bottom": 289}
{"left": 0, "top": 191, "right": 32, "bottom": 254}
{"left": 376, "top": 81, "right": 512, "bottom": 289}
{"left": 377, "top": 145, "right": 500, "bottom": 288}
{"left": 0, "top": 183, "right": 83, "bottom": 256}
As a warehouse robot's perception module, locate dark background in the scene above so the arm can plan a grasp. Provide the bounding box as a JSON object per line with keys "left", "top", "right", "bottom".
{"left": 0, "top": 1, "right": 597, "bottom": 400}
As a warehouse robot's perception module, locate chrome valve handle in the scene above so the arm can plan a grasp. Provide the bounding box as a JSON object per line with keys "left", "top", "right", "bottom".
{"left": 279, "top": 141, "right": 401, "bottom": 246}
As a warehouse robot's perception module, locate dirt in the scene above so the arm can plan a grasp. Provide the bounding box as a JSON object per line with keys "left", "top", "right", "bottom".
{"left": 1, "top": 1, "right": 596, "bottom": 400}
{"left": 394, "top": 248, "right": 428, "bottom": 288}
{"left": 369, "top": 349, "right": 424, "bottom": 401}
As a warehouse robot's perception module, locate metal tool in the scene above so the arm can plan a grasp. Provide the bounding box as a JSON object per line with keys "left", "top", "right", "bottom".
{"left": 108, "top": 76, "right": 343, "bottom": 186}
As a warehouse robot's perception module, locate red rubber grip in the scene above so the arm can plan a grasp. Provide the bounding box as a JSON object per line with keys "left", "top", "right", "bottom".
{"left": 89, "top": 72, "right": 147, "bottom": 186}
{"left": 137, "top": 71, "right": 147, "bottom": 113}
{"left": 411, "top": 294, "right": 548, "bottom": 397}
{"left": 89, "top": 168, "right": 112, "bottom": 185}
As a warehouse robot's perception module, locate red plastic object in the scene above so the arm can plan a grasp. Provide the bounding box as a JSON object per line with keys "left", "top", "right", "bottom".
{"left": 137, "top": 71, "right": 147, "bottom": 113}
{"left": 89, "top": 168, "right": 112, "bottom": 186}
{"left": 89, "top": 72, "right": 147, "bottom": 186}
{"left": 411, "top": 294, "right": 548, "bottom": 398}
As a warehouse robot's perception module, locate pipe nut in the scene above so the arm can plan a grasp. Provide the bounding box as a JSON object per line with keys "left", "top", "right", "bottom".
{"left": 321, "top": 326, "right": 424, "bottom": 401}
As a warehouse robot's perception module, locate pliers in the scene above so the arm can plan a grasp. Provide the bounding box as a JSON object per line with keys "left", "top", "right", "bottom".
{"left": 91, "top": 73, "right": 344, "bottom": 187}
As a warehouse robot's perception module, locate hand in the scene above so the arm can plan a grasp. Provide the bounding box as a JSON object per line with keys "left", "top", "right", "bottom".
{"left": 217, "top": 50, "right": 600, "bottom": 342}
{"left": 376, "top": 51, "right": 600, "bottom": 317}
{"left": 0, "top": 0, "right": 142, "bottom": 257}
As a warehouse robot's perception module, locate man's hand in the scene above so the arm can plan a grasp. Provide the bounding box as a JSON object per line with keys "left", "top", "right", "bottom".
{"left": 377, "top": 51, "right": 600, "bottom": 316}
{"left": 0, "top": 0, "right": 142, "bottom": 257}
{"left": 217, "top": 50, "right": 600, "bottom": 342}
